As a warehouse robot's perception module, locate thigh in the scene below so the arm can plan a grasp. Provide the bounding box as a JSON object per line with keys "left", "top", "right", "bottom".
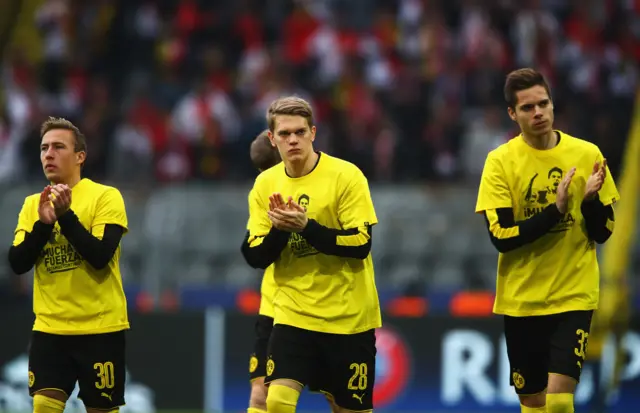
{"left": 265, "top": 324, "right": 317, "bottom": 388}
{"left": 319, "top": 329, "right": 376, "bottom": 411}
{"left": 548, "top": 310, "right": 594, "bottom": 382}
{"left": 504, "top": 316, "right": 551, "bottom": 395}
{"left": 250, "top": 315, "right": 274, "bottom": 381}
{"left": 74, "top": 331, "right": 126, "bottom": 409}
{"left": 28, "top": 332, "right": 77, "bottom": 398}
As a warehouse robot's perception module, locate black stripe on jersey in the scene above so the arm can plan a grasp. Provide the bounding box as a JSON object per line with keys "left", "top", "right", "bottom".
{"left": 8, "top": 216, "right": 124, "bottom": 274}
{"left": 300, "top": 219, "right": 372, "bottom": 259}
{"left": 241, "top": 228, "right": 290, "bottom": 269}
{"left": 484, "top": 205, "right": 563, "bottom": 253}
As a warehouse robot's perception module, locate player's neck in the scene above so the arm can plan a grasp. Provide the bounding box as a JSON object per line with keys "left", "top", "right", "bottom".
{"left": 285, "top": 151, "right": 319, "bottom": 178}
{"left": 522, "top": 130, "right": 558, "bottom": 150}
{"left": 52, "top": 174, "right": 82, "bottom": 188}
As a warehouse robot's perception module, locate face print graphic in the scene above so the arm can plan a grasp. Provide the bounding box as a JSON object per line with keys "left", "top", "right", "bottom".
{"left": 298, "top": 194, "right": 309, "bottom": 211}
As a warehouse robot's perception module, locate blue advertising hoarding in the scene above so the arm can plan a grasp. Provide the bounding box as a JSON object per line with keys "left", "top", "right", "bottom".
{"left": 1, "top": 308, "right": 638, "bottom": 412}
{"left": 223, "top": 315, "right": 640, "bottom": 412}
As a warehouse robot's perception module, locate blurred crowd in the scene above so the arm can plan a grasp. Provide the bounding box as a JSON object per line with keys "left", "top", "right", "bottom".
{"left": 0, "top": 0, "right": 638, "bottom": 186}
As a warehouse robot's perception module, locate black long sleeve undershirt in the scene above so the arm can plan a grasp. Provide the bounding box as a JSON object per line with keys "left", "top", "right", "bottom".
{"left": 240, "top": 220, "right": 373, "bottom": 268}
{"left": 580, "top": 194, "right": 614, "bottom": 244}
{"left": 8, "top": 221, "right": 54, "bottom": 274}
{"left": 57, "top": 210, "right": 124, "bottom": 270}
{"left": 300, "top": 219, "right": 372, "bottom": 259}
{"left": 484, "top": 205, "right": 564, "bottom": 253}
{"left": 8, "top": 212, "right": 124, "bottom": 274}
{"left": 241, "top": 227, "right": 290, "bottom": 269}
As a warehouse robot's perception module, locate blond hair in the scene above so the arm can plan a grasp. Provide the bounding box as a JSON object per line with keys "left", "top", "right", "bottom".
{"left": 266, "top": 96, "right": 314, "bottom": 132}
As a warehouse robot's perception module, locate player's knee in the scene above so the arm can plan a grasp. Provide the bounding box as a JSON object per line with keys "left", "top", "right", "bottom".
{"left": 518, "top": 392, "right": 546, "bottom": 410}
{"left": 249, "top": 379, "right": 268, "bottom": 411}
{"left": 520, "top": 402, "right": 546, "bottom": 413}
{"left": 547, "top": 374, "right": 576, "bottom": 394}
{"left": 546, "top": 393, "right": 574, "bottom": 413}
{"left": 33, "top": 390, "right": 67, "bottom": 402}
{"left": 33, "top": 393, "right": 66, "bottom": 413}
{"left": 266, "top": 384, "right": 300, "bottom": 413}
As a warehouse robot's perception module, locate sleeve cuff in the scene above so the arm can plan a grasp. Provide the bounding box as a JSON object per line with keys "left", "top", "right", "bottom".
{"left": 57, "top": 209, "right": 79, "bottom": 227}
{"left": 581, "top": 193, "right": 604, "bottom": 215}
{"left": 300, "top": 219, "right": 322, "bottom": 237}
{"left": 267, "top": 225, "right": 291, "bottom": 241}
{"left": 33, "top": 220, "right": 55, "bottom": 234}
{"left": 547, "top": 204, "right": 564, "bottom": 220}
{"left": 582, "top": 192, "right": 601, "bottom": 205}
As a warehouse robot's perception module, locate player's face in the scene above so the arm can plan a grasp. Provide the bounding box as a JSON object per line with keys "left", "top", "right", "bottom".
{"left": 551, "top": 172, "right": 561, "bottom": 186}
{"left": 508, "top": 85, "right": 554, "bottom": 138}
{"left": 269, "top": 115, "right": 316, "bottom": 164}
{"left": 40, "top": 129, "right": 85, "bottom": 183}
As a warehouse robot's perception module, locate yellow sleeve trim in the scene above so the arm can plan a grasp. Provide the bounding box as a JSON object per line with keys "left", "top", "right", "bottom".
{"left": 248, "top": 234, "right": 266, "bottom": 247}
{"left": 13, "top": 230, "right": 26, "bottom": 246}
{"left": 91, "top": 224, "right": 106, "bottom": 240}
{"left": 485, "top": 209, "right": 519, "bottom": 240}
{"left": 336, "top": 226, "right": 370, "bottom": 247}
{"left": 605, "top": 218, "right": 615, "bottom": 232}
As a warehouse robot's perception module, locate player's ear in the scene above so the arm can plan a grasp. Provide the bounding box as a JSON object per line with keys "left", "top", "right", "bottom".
{"left": 310, "top": 126, "right": 316, "bottom": 143}
{"left": 76, "top": 150, "right": 86, "bottom": 166}
{"left": 267, "top": 131, "right": 277, "bottom": 148}
{"left": 507, "top": 107, "right": 517, "bottom": 122}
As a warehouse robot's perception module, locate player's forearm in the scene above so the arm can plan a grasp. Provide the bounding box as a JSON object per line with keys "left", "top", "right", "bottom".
{"left": 300, "top": 219, "right": 372, "bottom": 259}
{"left": 57, "top": 211, "right": 123, "bottom": 269}
{"left": 581, "top": 194, "right": 614, "bottom": 244}
{"left": 7, "top": 221, "right": 55, "bottom": 274}
{"left": 485, "top": 206, "right": 564, "bottom": 253}
{"left": 241, "top": 228, "right": 290, "bottom": 269}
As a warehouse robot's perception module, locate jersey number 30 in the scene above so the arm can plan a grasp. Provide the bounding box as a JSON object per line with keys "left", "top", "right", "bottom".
{"left": 94, "top": 361, "right": 115, "bottom": 390}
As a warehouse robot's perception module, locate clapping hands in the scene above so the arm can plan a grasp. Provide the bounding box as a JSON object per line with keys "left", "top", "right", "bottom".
{"left": 38, "top": 186, "right": 57, "bottom": 224}
{"left": 267, "top": 193, "right": 308, "bottom": 232}
{"left": 38, "top": 184, "right": 72, "bottom": 224}
{"left": 584, "top": 159, "right": 607, "bottom": 201}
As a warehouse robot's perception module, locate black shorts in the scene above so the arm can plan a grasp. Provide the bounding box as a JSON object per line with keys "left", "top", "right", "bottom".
{"left": 265, "top": 324, "right": 376, "bottom": 411}
{"left": 28, "top": 330, "right": 126, "bottom": 409}
{"left": 504, "top": 310, "right": 594, "bottom": 395}
{"left": 249, "top": 315, "right": 274, "bottom": 381}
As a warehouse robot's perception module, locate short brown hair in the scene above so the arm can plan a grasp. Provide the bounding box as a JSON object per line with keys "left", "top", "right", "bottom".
{"left": 266, "top": 96, "right": 314, "bottom": 132}
{"left": 40, "top": 116, "right": 87, "bottom": 154}
{"left": 250, "top": 129, "right": 281, "bottom": 171}
{"left": 504, "top": 68, "right": 552, "bottom": 109}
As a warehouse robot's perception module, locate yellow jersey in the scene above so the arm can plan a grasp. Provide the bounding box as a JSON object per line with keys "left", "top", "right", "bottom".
{"left": 259, "top": 265, "right": 275, "bottom": 318}
{"left": 247, "top": 153, "right": 382, "bottom": 334}
{"left": 13, "top": 178, "right": 130, "bottom": 335}
{"left": 475, "top": 131, "right": 619, "bottom": 317}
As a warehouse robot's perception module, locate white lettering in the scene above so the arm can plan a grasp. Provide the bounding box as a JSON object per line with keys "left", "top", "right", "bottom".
{"left": 596, "top": 331, "right": 640, "bottom": 405}
{"left": 622, "top": 332, "right": 640, "bottom": 380}
{"left": 441, "top": 330, "right": 495, "bottom": 405}
{"left": 440, "top": 329, "right": 640, "bottom": 407}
